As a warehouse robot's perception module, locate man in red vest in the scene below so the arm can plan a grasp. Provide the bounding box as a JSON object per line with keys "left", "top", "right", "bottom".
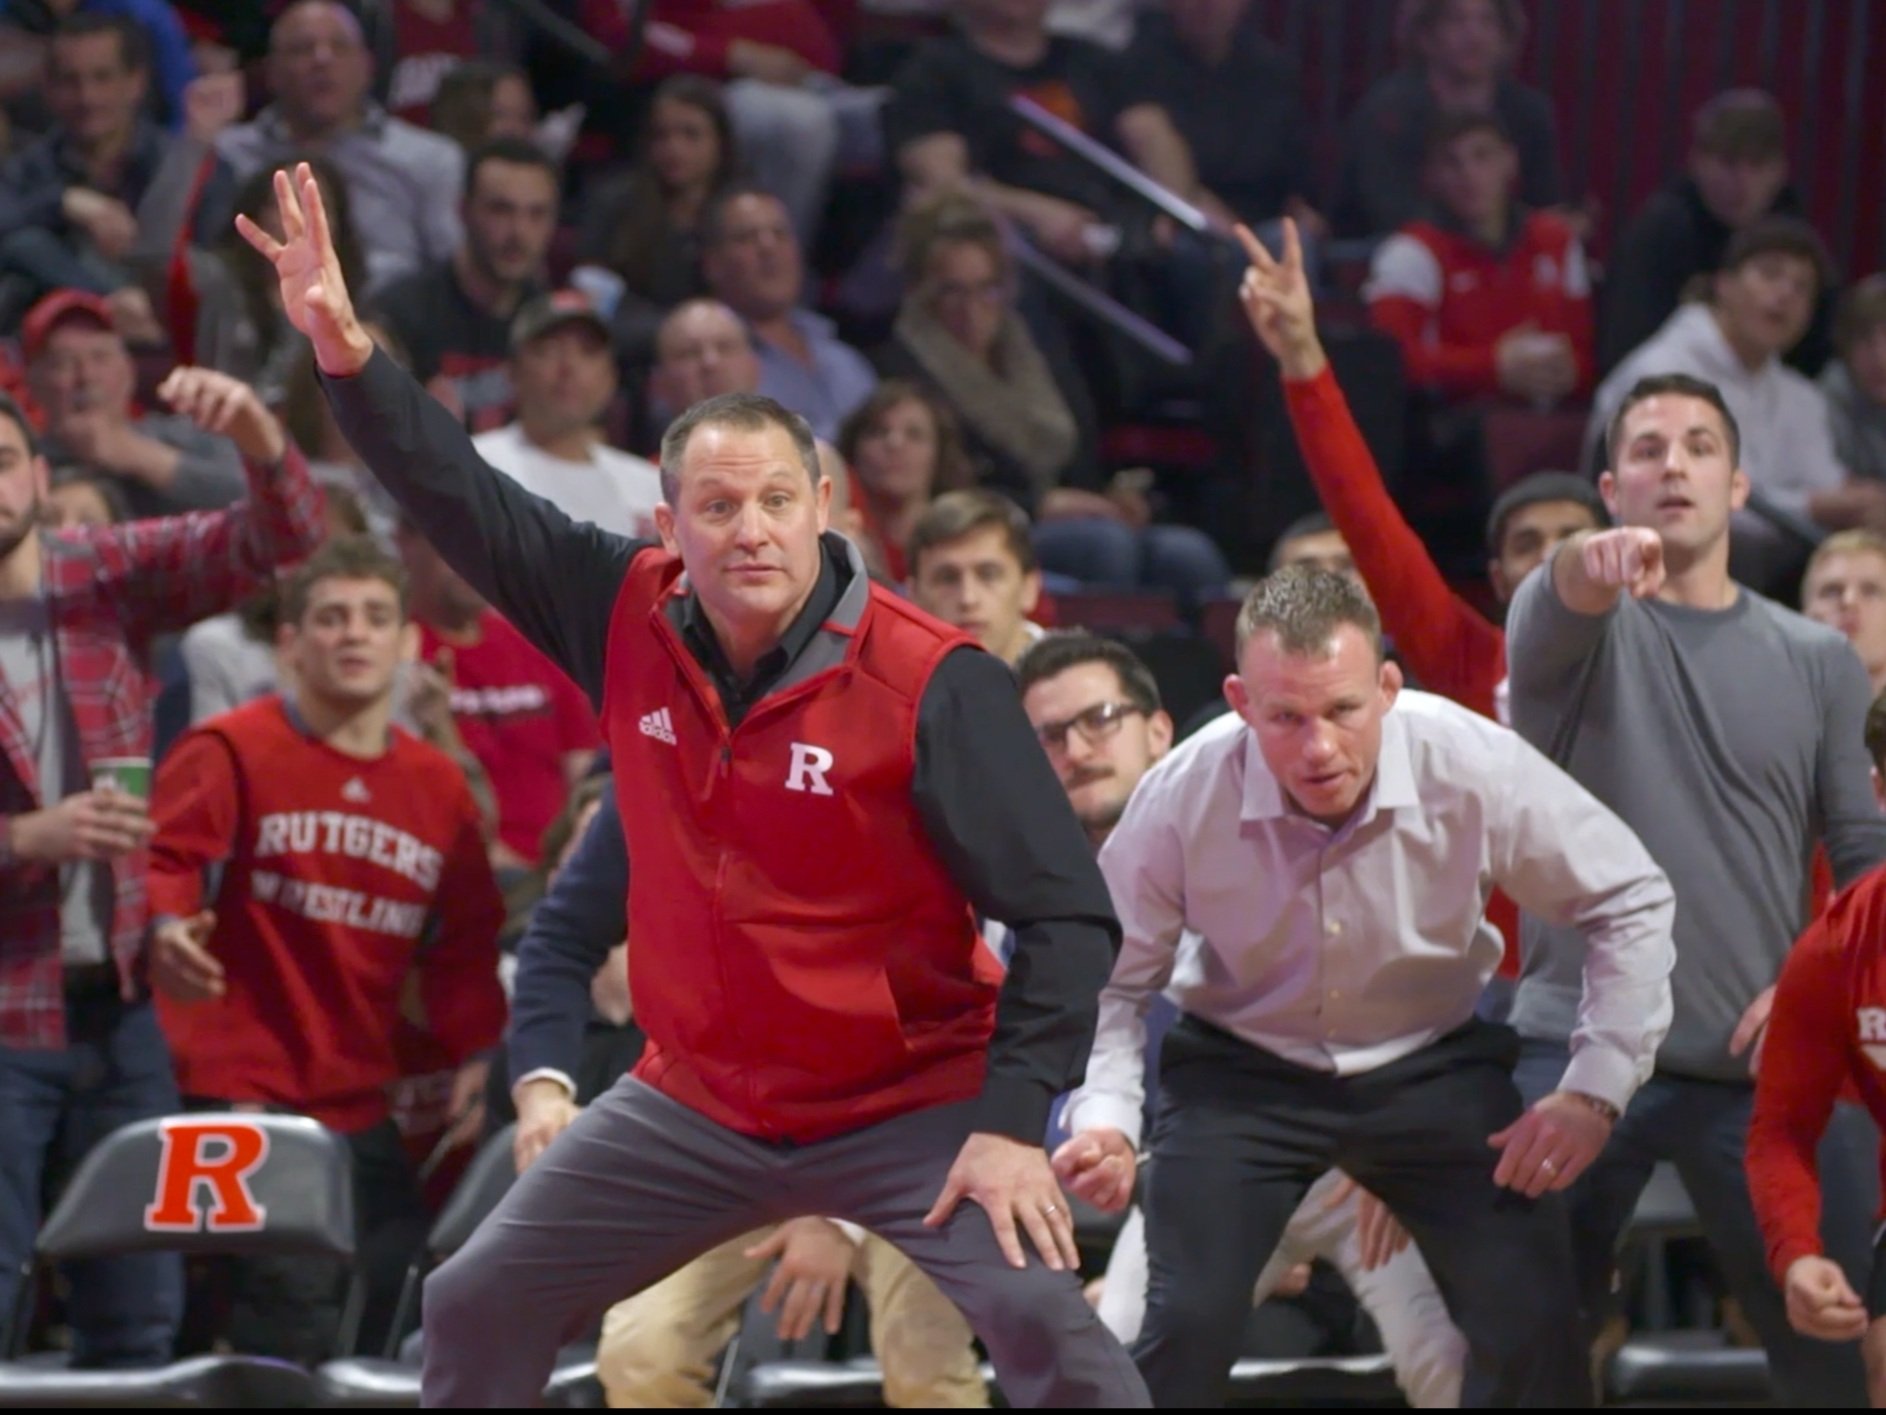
{"left": 242, "top": 163, "right": 1144, "bottom": 1408}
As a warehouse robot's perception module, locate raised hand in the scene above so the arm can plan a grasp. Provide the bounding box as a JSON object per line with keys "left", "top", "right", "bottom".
{"left": 157, "top": 366, "right": 287, "bottom": 465}
{"left": 236, "top": 163, "right": 373, "bottom": 377}
{"left": 1235, "top": 217, "right": 1323, "bottom": 378}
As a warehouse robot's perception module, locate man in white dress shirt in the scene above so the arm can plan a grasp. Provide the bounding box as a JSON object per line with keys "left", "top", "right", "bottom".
{"left": 1053, "top": 566, "right": 1676, "bottom": 1407}
{"left": 472, "top": 292, "right": 661, "bottom": 537}
{"left": 1017, "top": 630, "right": 1466, "bottom": 1408}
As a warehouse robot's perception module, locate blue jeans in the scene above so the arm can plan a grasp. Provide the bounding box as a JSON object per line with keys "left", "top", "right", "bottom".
{"left": 0, "top": 994, "right": 184, "bottom": 1367}
{"left": 1514, "top": 1038, "right": 1873, "bottom": 1405}
{"left": 1032, "top": 518, "right": 1230, "bottom": 611}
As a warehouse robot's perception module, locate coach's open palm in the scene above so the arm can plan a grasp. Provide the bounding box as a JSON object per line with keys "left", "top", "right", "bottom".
{"left": 236, "top": 163, "right": 373, "bottom": 377}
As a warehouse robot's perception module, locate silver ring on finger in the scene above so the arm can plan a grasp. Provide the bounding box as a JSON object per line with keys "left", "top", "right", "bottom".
{"left": 1540, "top": 1158, "right": 1559, "bottom": 1176}
{"left": 1040, "top": 1202, "right": 1062, "bottom": 1217}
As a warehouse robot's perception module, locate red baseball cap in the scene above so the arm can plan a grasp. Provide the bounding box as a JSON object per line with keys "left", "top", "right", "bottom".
{"left": 22, "top": 289, "right": 116, "bottom": 364}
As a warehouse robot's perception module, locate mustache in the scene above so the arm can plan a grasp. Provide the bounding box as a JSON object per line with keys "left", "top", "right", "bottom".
{"left": 1064, "top": 765, "right": 1114, "bottom": 791}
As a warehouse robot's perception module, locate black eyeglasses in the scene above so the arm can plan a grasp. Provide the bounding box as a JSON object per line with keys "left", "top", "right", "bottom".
{"left": 1034, "top": 701, "right": 1145, "bottom": 753}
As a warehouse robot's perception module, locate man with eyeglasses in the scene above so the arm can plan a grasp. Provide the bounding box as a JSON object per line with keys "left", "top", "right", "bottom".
{"left": 1016, "top": 629, "right": 1468, "bottom": 1405}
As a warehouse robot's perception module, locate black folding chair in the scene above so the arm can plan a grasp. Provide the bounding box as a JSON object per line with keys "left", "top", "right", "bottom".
{"left": 314, "top": 1125, "right": 598, "bottom": 1407}
{"left": 0, "top": 1113, "right": 356, "bottom": 1408}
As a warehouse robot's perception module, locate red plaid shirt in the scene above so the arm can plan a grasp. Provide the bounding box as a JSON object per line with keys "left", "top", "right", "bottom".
{"left": 0, "top": 445, "right": 324, "bottom": 1049}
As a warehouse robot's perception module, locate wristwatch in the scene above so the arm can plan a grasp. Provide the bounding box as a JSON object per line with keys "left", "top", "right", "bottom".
{"left": 1563, "top": 1090, "right": 1621, "bottom": 1123}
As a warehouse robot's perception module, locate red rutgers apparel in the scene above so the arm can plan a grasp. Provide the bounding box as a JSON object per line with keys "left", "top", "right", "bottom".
{"left": 1748, "top": 863, "right": 1886, "bottom": 1282}
{"left": 606, "top": 548, "right": 1001, "bottom": 1143}
{"left": 419, "top": 609, "right": 600, "bottom": 862}
{"left": 148, "top": 696, "right": 506, "bottom": 1133}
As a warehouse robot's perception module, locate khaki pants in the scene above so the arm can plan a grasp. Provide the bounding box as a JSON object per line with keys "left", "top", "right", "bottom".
{"left": 598, "top": 1226, "right": 989, "bottom": 1408}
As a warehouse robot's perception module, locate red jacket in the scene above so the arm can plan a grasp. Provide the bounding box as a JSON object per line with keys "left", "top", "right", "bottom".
{"left": 1748, "top": 864, "right": 1886, "bottom": 1284}
{"left": 606, "top": 548, "right": 1000, "bottom": 1142}
{"left": 149, "top": 697, "right": 506, "bottom": 1132}
{"left": 1366, "top": 210, "right": 1595, "bottom": 401}
{"left": 1285, "top": 365, "right": 1520, "bottom": 977}
{"left": 582, "top": 0, "right": 849, "bottom": 79}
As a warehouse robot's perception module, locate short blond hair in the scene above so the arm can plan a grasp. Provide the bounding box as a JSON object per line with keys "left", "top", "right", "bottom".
{"left": 1806, "top": 529, "right": 1886, "bottom": 583}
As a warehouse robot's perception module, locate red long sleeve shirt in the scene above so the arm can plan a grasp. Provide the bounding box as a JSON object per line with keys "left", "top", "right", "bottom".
{"left": 1284, "top": 365, "right": 1520, "bottom": 976}
{"left": 1365, "top": 210, "right": 1595, "bottom": 403}
{"left": 149, "top": 697, "right": 506, "bottom": 1133}
{"left": 1748, "top": 865, "right": 1886, "bottom": 1284}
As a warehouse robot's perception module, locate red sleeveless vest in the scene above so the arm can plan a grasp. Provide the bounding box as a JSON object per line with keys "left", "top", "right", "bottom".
{"left": 603, "top": 547, "right": 1003, "bottom": 1142}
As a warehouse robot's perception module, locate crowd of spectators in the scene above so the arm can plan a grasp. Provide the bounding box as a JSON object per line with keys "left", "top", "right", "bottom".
{"left": 4, "top": 0, "right": 1886, "bottom": 1403}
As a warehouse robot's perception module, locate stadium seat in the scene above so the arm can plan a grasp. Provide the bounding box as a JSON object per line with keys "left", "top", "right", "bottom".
{"left": 1603, "top": 1330, "right": 1771, "bottom": 1407}
{"left": 0, "top": 1113, "right": 356, "bottom": 1408}
{"left": 313, "top": 1125, "right": 601, "bottom": 1408}
{"left": 742, "top": 1352, "right": 1405, "bottom": 1408}
{"left": 1479, "top": 406, "right": 1591, "bottom": 490}
{"left": 1053, "top": 590, "right": 1182, "bottom": 635}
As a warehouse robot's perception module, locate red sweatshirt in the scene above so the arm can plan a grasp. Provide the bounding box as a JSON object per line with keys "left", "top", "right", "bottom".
{"left": 1285, "top": 365, "right": 1520, "bottom": 976}
{"left": 418, "top": 610, "right": 599, "bottom": 863}
{"left": 1748, "top": 865, "right": 1886, "bottom": 1284}
{"left": 581, "top": 0, "right": 848, "bottom": 79}
{"left": 1366, "top": 210, "right": 1595, "bottom": 402}
{"left": 148, "top": 697, "right": 507, "bottom": 1133}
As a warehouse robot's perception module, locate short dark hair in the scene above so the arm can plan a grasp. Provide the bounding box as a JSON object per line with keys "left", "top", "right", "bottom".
{"left": 1235, "top": 564, "right": 1383, "bottom": 659}
{"left": 1604, "top": 373, "right": 1742, "bottom": 469}
{"left": 1016, "top": 631, "right": 1162, "bottom": 715}
{"left": 280, "top": 535, "right": 408, "bottom": 626}
{"left": 464, "top": 136, "right": 561, "bottom": 200}
{"left": 1719, "top": 215, "right": 1832, "bottom": 298}
{"left": 1485, "top": 472, "right": 1606, "bottom": 554}
{"left": 1835, "top": 274, "right": 1886, "bottom": 359}
{"left": 658, "top": 391, "right": 820, "bottom": 504}
{"left": 1269, "top": 512, "right": 1337, "bottom": 571}
{"left": 1692, "top": 88, "right": 1787, "bottom": 163}
{"left": 52, "top": 12, "right": 149, "bottom": 72}
{"left": 1867, "top": 688, "right": 1886, "bottom": 776}
{"left": 907, "top": 490, "right": 1037, "bottom": 578}
{"left": 701, "top": 182, "right": 789, "bottom": 249}
{"left": 1396, "top": 0, "right": 1526, "bottom": 56}
{"left": 0, "top": 390, "right": 40, "bottom": 458}
{"left": 1424, "top": 108, "right": 1512, "bottom": 161}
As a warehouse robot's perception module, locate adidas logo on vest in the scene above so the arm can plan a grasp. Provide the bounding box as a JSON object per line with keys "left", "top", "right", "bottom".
{"left": 639, "top": 707, "right": 677, "bottom": 745}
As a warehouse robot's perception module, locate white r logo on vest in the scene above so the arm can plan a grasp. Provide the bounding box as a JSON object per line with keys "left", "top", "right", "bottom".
{"left": 1860, "top": 1009, "right": 1886, "bottom": 1070}
{"left": 785, "top": 742, "right": 835, "bottom": 796}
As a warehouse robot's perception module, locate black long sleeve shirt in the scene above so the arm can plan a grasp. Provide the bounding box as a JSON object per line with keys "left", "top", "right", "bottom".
{"left": 322, "top": 350, "right": 1121, "bottom": 1142}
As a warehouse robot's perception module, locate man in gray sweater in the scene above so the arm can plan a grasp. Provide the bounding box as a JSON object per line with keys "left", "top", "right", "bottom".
{"left": 1507, "top": 370, "right": 1886, "bottom": 1404}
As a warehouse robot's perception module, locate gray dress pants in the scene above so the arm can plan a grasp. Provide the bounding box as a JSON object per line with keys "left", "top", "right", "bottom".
{"left": 419, "top": 1076, "right": 1149, "bottom": 1408}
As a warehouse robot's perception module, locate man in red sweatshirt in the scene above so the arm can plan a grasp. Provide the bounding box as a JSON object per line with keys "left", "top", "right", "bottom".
{"left": 1366, "top": 111, "right": 1594, "bottom": 409}
{"left": 147, "top": 534, "right": 506, "bottom": 1364}
{"left": 1748, "top": 694, "right": 1886, "bottom": 1405}
{"left": 582, "top": 0, "right": 877, "bottom": 243}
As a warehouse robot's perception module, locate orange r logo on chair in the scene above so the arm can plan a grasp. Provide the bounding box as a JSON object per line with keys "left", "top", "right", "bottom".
{"left": 143, "top": 1118, "right": 271, "bottom": 1233}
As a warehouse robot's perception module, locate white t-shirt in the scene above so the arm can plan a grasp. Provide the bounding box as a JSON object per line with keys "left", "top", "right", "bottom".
{"left": 472, "top": 424, "right": 663, "bottom": 539}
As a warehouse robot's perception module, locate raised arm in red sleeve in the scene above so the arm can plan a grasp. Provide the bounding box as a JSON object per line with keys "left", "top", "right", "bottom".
{"left": 1282, "top": 365, "right": 1507, "bottom": 718}
{"left": 146, "top": 729, "right": 242, "bottom": 922}
{"left": 414, "top": 789, "right": 508, "bottom": 1066}
{"left": 1748, "top": 910, "right": 1856, "bottom": 1285}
